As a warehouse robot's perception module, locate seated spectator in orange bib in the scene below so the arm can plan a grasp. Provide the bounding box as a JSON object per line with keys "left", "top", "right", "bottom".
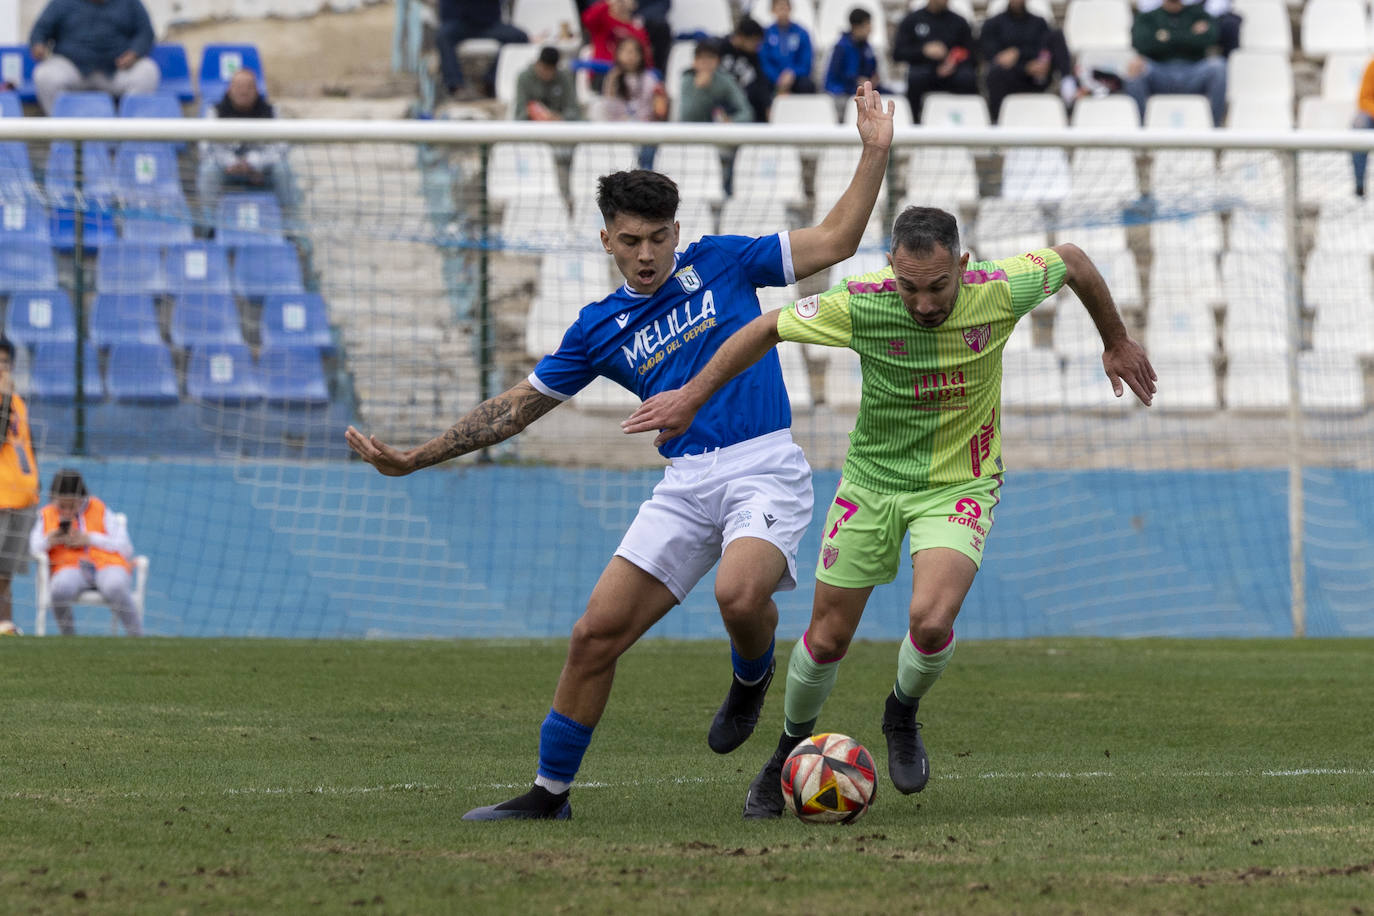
{"left": 28, "top": 469, "right": 141, "bottom": 637}
{"left": 0, "top": 336, "right": 39, "bottom": 636}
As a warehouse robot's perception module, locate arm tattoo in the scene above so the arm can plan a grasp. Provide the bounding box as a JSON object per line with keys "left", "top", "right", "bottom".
{"left": 422, "top": 384, "right": 560, "bottom": 467}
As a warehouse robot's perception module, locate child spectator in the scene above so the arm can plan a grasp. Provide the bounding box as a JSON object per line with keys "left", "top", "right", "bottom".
{"left": 720, "top": 17, "right": 772, "bottom": 122}
{"left": 677, "top": 40, "right": 752, "bottom": 123}
{"left": 597, "top": 37, "right": 668, "bottom": 122}
{"left": 824, "top": 8, "right": 878, "bottom": 98}
{"left": 761, "top": 0, "right": 816, "bottom": 96}
{"left": 515, "top": 47, "right": 582, "bottom": 120}
{"left": 894, "top": 0, "right": 977, "bottom": 122}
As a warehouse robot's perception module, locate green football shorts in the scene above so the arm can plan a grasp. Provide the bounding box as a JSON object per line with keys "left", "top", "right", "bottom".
{"left": 814, "top": 475, "right": 1003, "bottom": 589}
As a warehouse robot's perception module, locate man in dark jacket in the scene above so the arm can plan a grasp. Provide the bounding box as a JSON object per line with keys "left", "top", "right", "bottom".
{"left": 196, "top": 68, "right": 297, "bottom": 229}
{"left": 1125, "top": 0, "right": 1226, "bottom": 125}
{"left": 29, "top": 0, "right": 160, "bottom": 114}
{"left": 438, "top": 0, "right": 528, "bottom": 100}
{"left": 720, "top": 17, "right": 773, "bottom": 123}
{"left": 980, "top": 0, "right": 1072, "bottom": 122}
{"left": 893, "top": 0, "right": 977, "bottom": 122}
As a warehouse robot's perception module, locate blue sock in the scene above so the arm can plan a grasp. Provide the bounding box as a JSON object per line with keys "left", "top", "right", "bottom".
{"left": 731, "top": 638, "right": 775, "bottom": 685}
{"left": 536, "top": 709, "right": 594, "bottom": 785}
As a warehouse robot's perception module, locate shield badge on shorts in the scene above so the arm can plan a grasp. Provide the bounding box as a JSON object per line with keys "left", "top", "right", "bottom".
{"left": 675, "top": 265, "right": 701, "bottom": 293}
{"left": 962, "top": 323, "right": 991, "bottom": 354}
{"left": 822, "top": 545, "right": 839, "bottom": 569}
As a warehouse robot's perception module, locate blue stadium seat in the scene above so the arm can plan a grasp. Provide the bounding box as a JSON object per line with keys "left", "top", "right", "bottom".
{"left": 107, "top": 342, "right": 179, "bottom": 403}
{"left": 259, "top": 346, "right": 329, "bottom": 406}
{"left": 149, "top": 45, "right": 195, "bottom": 102}
{"left": 165, "top": 242, "right": 232, "bottom": 295}
{"left": 0, "top": 240, "right": 57, "bottom": 293}
{"left": 52, "top": 91, "right": 117, "bottom": 118}
{"left": 91, "top": 293, "right": 163, "bottom": 348}
{"left": 0, "top": 89, "right": 20, "bottom": 117}
{"left": 187, "top": 343, "right": 262, "bottom": 404}
{"left": 4, "top": 289, "right": 76, "bottom": 347}
{"left": 45, "top": 142, "right": 118, "bottom": 250}
{"left": 232, "top": 242, "right": 304, "bottom": 297}
{"left": 120, "top": 194, "right": 194, "bottom": 244}
{"left": 199, "top": 44, "right": 265, "bottom": 104}
{"left": 0, "top": 143, "right": 33, "bottom": 197}
{"left": 0, "top": 195, "right": 51, "bottom": 243}
{"left": 260, "top": 293, "right": 334, "bottom": 353}
{"left": 113, "top": 142, "right": 184, "bottom": 200}
{"left": 170, "top": 293, "right": 244, "bottom": 349}
{"left": 95, "top": 242, "right": 166, "bottom": 294}
{"left": 0, "top": 46, "right": 37, "bottom": 104}
{"left": 216, "top": 192, "right": 284, "bottom": 245}
{"left": 118, "top": 91, "right": 184, "bottom": 119}
{"left": 29, "top": 341, "right": 104, "bottom": 401}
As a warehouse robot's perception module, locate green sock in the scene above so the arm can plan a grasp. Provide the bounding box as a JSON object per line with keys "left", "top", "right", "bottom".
{"left": 894, "top": 629, "right": 956, "bottom": 705}
{"left": 782, "top": 632, "right": 842, "bottom": 737}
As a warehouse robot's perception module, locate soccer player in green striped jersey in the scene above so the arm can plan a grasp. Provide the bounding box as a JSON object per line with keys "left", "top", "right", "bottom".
{"left": 623, "top": 206, "right": 1156, "bottom": 817}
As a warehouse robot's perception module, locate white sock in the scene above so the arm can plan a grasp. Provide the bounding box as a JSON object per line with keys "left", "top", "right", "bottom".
{"left": 534, "top": 774, "right": 571, "bottom": 795}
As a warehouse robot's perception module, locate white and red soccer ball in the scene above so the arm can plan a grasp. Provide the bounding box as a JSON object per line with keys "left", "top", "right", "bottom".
{"left": 780, "top": 732, "right": 877, "bottom": 824}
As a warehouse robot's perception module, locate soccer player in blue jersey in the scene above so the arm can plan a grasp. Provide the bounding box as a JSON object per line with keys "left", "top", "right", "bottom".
{"left": 344, "top": 82, "right": 895, "bottom": 820}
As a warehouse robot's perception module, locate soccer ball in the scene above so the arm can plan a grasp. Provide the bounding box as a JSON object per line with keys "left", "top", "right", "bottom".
{"left": 780, "top": 732, "right": 877, "bottom": 824}
{"left": 0, "top": 620, "right": 20, "bottom": 637}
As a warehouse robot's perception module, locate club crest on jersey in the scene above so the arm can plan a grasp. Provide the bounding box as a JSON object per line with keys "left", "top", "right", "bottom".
{"left": 962, "top": 323, "right": 991, "bottom": 353}
{"left": 795, "top": 294, "right": 820, "bottom": 320}
{"left": 675, "top": 265, "right": 702, "bottom": 293}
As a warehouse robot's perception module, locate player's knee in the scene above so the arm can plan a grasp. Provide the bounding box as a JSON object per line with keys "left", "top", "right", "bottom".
{"left": 567, "top": 615, "right": 628, "bottom": 670}
{"left": 908, "top": 618, "right": 953, "bottom": 654}
{"left": 714, "top": 579, "right": 771, "bottom": 628}
{"left": 804, "top": 621, "right": 853, "bottom": 661}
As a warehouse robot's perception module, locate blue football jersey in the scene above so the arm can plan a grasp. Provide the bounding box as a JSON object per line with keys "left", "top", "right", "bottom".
{"left": 529, "top": 233, "right": 797, "bottom": 458}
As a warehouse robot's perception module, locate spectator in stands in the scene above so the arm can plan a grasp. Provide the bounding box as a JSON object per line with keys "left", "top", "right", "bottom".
{"left": 761, "top": 0, "right": 816, "bottom": 97}
{"left": 515, "top": 47, "right": 582, "bottom": 121}
{"left": 635, "top": 0, "right": 673, "bottom": 83}
{"left": 598, "top": 36, "right": 668, "bottom": 122}
{"left": 1136, "top": 0, "right": 1241, "bottom": 57}
{"left": 1354, "top": 56, "right": 1374, "bottom": 198}
{"left": 677, "top": 40, "right": 752, "bottom": 123}
{"left": 196, "top": 69, "right": 298, "bottom": 232}
{"left": 584, "top": 0, "right": 655, "bottom": 80}
{"left": 28, "top": 469, "right": 140, "bottom": 637}
{"left": 824, "top": 8, "right": 879, "bottom": 98}
{"left": 0, "top": 337, "right": 38, "bottom": 636}
{"left": 894, "top": 0, "right": 977, "bottom": 122}
{"left": 437, "top": 0, "right": 529, "bottom": 101}
{"left": 720, "top": 17, "right": 773, "bottom": 123}
{"left": 1125, "top": 0, "right": 1227, "bottom": 127}
{"left": 28, "top": 0, "right": 160, "bottom": 115}
{"left": 980, "top": 0, "right": 1073, "bottom": 123}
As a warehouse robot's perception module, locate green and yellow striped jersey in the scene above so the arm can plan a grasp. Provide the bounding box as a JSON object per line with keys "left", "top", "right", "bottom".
{"left": 777, "top": 249, "right": 1068, "bottom": 493}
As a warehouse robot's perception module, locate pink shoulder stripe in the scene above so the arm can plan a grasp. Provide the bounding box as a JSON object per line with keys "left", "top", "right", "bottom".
{"left": 962, "top": 268, "right": 1008, "bottom": 284}
{"left": 847, "top": 277, "right": 897, "bottom": 294}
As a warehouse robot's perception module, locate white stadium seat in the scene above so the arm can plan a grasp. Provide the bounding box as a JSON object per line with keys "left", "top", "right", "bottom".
{"left": 1228, "top": 207, "right": 1289, "bottom": 253}
{"left": 1057, "top": 216, "right": 1130, "bottom": 254}
{"left": 1001, "top": 349, "right": 1065, "bottom": 408}
{"left": 1307, "top": 248, "right": 1374, "bottom": 353}
{"left": 1299, "top": 352, "right": 1366, "bottom": 410}
{"left": 1149, "top": 210, "right": 1223, "bottom": 254}
{"left": 1320, "top": 52, "right": 1372, "bottom": 101}
{"left": 998, "top": 94, "right": 1070, "bottom": 202}
{"left": 1220, "top": 299, "right": 1288, "bottom": 355}
{"left": 1149, "top": 352, "right": 1219, "bottom": 410}
{"left": 668, "top": 0, "right": 733, "bottom": 38}
{"left": 1297, "top": 97, "right": 1361, "bottom": 204}
{"left": 974, "top": 198, "right": 1051, "bottom": 254}
{"left": 1224, "top": 351, "right": 1289, "bottom": 409}
{"left": 1091, "top": 248, "right": 1143, "bottom": 307}
{"left": 815, "top": 0, "right": 888, "bottom": 50}
{"left": 570, "top": 144, "right": 638, "bottom": 198}
{"left": 1225, "top": 99, "right": 1293, "bottom": 130}
{"left": 1064, "top": 352, "right": 1136, "bottom": 409}
{"left": 843, "top": 93, "right": 913, "bottom": 128}
{"left": 1148, "top": 248, "right": 1223, "bottom": 309}
{"left": 827, "top": 246, "right": 889, "bottom": 290}
{"left": 1068, "top": 149, "right": 1141, "bottom": 207}
{"left": 1144, "top": 96, "right": 1217, "bottom": 204}
{"left": 572, "top": 376, "right": 640, "bottom": 412}
{"left": 1146, "top": 299, "right": 1217, "bottom": 357}
{"left": 1070, "top": 94, "right": 1140, "bottom": 129}
{"left": 1226, "top": 51, "right": 1293, "bottom": 105}
{"left": 779, "top": 343, "right": 814, "bottom": 410}
{"left": 526, "top": 253, "right": 614, "bottom": 358}
{"left": 1144, "top": 94, "right": 1214, "bottom": 131}
{"left": 823, "top": 348, "right": 862, "bottom": 408}
{"left": 675, "top": 197, "right": 718, "bottom": 244}
{"left": 500, "top": 195, "right": 571, "bottom": 250}
{"left": 511, "top": 0, "right": 580, "bottom": 48}
{"left": 1236, "top": 0, "right": 1292, "bottom": 54}
{"left": 1062, "top": 0, "right": 1133, "bottom": 51}
{"left": 718, "top": 196, "right": 791, "bottom": 236}
{"left": 1218, "top": 150, "right": 1286, "bottom": 207}
{"left": 487, "top": 142, "right": 562, "bottom": 204}
{"left": 1221, "top": 250, "right": 1290, "bottom": 314}
{"left": 769, "top": 94, "right": 838, "bottom": 125}
{"left": 731, "top": 145, "right": 806, "bottom": 206}
{"left": 1052, "top": 298, "right": 1107, "bottom": 357}
{"left": 902, "top": 149, "right": 979, "bottom": 210}
{"left": 1313, "top": 202, "right": 1374, "bottom": 252}
{"left": 494, "top": 44, "right": 541, "bottom": 116}
{"left": 653, "top": 145, "right": 725, "bottom": 203}
{"left": 1301, "top": 0, "right": 1371, "bottom": 60}
{"left": 921, "top": 92, "right": 990, "bottom": 129}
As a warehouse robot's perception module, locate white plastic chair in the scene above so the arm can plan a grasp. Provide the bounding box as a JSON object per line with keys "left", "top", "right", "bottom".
{"left": 1062, "top": 0, "right": 1133, "bottom": 51}
{"left": 1236, "top": 0, "right": 1292, "bottom": 53}
{"left": 1149, "top": 352, "right": 1220, "bottom": 410}
{"left": 493, "top": 43, "right": 541, "bottom": 116}
{"left": 511, "top": 0, "right": 581, "bottom": 47}
{"left": 1300, "top": 0, "right": 1370, "bottom": 60}
{"left": 1320, "top": 52, "right": 1372, "bottom": 101}
{"left": 769, "top": 94, "right": 839, "bottom": 125}
{"left": 1226, "top": 51, "right": 1293, "bottom": 106}
{"left": 32, "top": 514, "right": 149, "bottom": 636}
{"left": 653, "top": 145, "right": 726, "bottom": 203}
{"left": 1299, "top": 352, "right": 1366, "bottom": 410}
{"left": 668, "top": 0, "right": 735, "bottom": 39}
{"left": 815, "top": 0, "right": 888, "bottom": 51}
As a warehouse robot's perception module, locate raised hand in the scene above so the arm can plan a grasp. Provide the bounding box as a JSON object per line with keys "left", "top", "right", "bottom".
{"left": 852, "top": 81, "right": 895, "bottom": 151}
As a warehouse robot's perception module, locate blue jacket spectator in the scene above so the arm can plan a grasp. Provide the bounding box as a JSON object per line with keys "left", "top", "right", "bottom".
{"left": 760, "top": 0, "right": 815, "bottom": 95}
{"left": 824, "top": 8, "right": 878, "bottom": 97}
{"left": 29, "top": 0, "right": 160, "bottom": 114}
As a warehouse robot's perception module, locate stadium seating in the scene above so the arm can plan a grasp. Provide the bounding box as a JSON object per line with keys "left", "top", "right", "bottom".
{"left": 106, "top": 342, "right": 179, "bottom": 403}
{"left": 0, "top": 46, "right": 36, "bottom": 103}
{"left": 1146, "top": 300, "right": 1217, "bottom": 357}
{"left": 500, "top": 195, "right": 571, "bottom": 249}
{"left": 29, "top": 341, "right": 103, "bottom": 401}
{"left": 120, "top": 194, "right": 195, "bottom": 244}
{"left": 5, "top": 289, "right": 76, "bottom": 347}
{"left": 1297, "top": 97, "right": 1359, "bottom": 204}
{"left": 511, "top": 0, "right": 581, "bottom": 47}
{"left": 921, "top": 92, "right": 990, "bottom": 129}
{"left": 1150, "top": 210, "right": 1223, "bottom": 255}
{"left": 1223, "top": 350, "right": 1288, "bottom": 409}
{"left": 1149, "top": 248, "right": 1223, "bottom": 307}
{"left": 0, "top": 240, "right": 58, "bottom": 293}
{"left": 118, "top": 92, "right": 184, "bottom": 119}
{"left": 748, "top": 0, "right": 816, "bottom": 32}
{"left": 569, "top": 143, "right": 637, "bottom": 201}
{"left": 731, "top": 145, "right": 805, "bottom": 205}
{"left": 113, "top": 143, "right": 184, "bottom": 200}
{"left": 570, "top": 376, "right": 639, "bottom": 411}
{"left": 261, "top": 293, "right": 335, "bottom": 353}
{"left": 1236, "top": 0, "right": 1291, "bottom": 54}
{"left": 674, "top": 197, "right": 717, "bottom": 244}
{"left": 149, "top": 44, "right": 195, "bottom": 102}
{"left": 1064, "top": 351, "right": 1136, "bottom": 409}
{"left": 0, "top": 89, "right": 19, "bottom": 117}
{"left": 486, "top": 142, "right": 562, "bottom": 204}
{"left": 52, "top": 91, "right": 116, "bottom": 118}
{"left": 1062, "top": 0, "right": 1133, "bottom": 51}
{"left": 1001, "top": 349, "right": 1065, "bottom": 408}
{"left": 166, "top": 242, "right": 233, "bottom": 295}
{"left": 96, "top": 242, "right": 166, "bottom": 294}
{"left": 770, "top": 94, "right": 838, "bottom": 125}
{"left": 1071, "top": 95, "right": 1139, "bottom": 129}
{"left": 901, "top": 148, "right": 979, "bottom": 211}
{"left": 1052, "top": 297, "right": 1107, "bottom": 357}
{"left": 1148, "top": 352, "right": 1220, "bottom": 410}
{"left": 719, "top": 196, "right": 791, "bottom": 236}
{"left": 187, "top": 343, "right": 263, "bottom": 405}
{"left": 90, "top": 293, "right": 163, "bottom": 348}
{"left": 815, "top": 0, "right": 887, "bottom": 50}
{"left": 842, "top": 92, "right": 913, "bottom": 128}
{"left": 1225, "top": 99, "right": 1292, "bottom": 130}
{"left": 668, "top": 0, "right": 733, "bottom": 39}
{"left": 170, "top": 294, "right": 245, "bottom": 350}
{"left": 1320, "top": 53, "right": 1371, "bottom": 101}
{"left": 1300, "top": 0, "right": 1370, "bottom": 60}
{"left": 974, "top": 198, "right": 1051, "bottom": 253}
{"left": 199, "top": 44, "right": 266, "bottom": 104}
{"left": 0, "top": 195, "right": 50, "bottom": 242}
{"left": 1298, "top": 352, "right": 1366, "bottom": 410}
{"left": 776, "top": 344, "right": 812, "bottom": 411}
{"left": 653, "top": 145, "right": 726, "bottom": 203}
{"left": 259, "top": 346, "right": 329, "bottom": 406}
{"left": 0, "top": 142, "right": 33, "bottom": 197}
{"left": 1226, "top": 51, "right": 1294, "bottom": 106}
{"left": 494, "top": 43, "right": 541, "bottom": 117}
{"left": 1228, "top": 207, "right": 1288, "bottom": 252}
{"left": 1312, "top": 202, "right": 1374, "bottom": 252}
{"left": 44, "top": 142, "right": 119, "bottom": 250}
{"left": 232, "top": 242, "right": 305, "bottom": 297}
{"left": 998, "top": 94, "right": 1071, "bottom": 201}
{"left": 215, "top": 192, "right": 284, "bottom": 244}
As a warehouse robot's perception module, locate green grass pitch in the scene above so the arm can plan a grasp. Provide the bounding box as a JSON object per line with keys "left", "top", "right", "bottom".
{"left": 1, "top": 637, "right": 1371, "bottom": 914}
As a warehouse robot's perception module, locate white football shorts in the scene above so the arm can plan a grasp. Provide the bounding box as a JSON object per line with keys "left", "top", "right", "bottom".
{"left": 615, "top": 429, "right": 814, "bottom": 602}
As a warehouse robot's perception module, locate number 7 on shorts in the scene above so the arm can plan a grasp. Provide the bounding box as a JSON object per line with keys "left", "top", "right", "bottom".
{"left": 828, "top": 496, "right": 858, "bottom": 539}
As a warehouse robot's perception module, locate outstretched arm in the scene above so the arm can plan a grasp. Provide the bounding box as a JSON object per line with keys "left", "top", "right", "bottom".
{"left": 346, "top": 380, "right": 562, "bottom": 475}
{"left": 622, "top": 310, "right": 784, "bottom": 447}
{"left": 1054, "top": 242, "right": 1157, "bottom": 406}
{"left": 787, "top": 81, "right": 894, "bottom": 280}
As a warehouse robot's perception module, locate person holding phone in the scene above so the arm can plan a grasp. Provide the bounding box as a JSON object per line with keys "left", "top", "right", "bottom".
{"left": 0, "top": 336, "right": 39, "bottom": 636}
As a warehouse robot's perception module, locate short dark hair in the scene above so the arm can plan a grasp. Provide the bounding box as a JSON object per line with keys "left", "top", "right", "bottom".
{"left": 50, "top": 468, "right": 88, "bottom": 497}
{"left": 694, "top": 39, "right": 722, "bottom": 59}
{"left": 537, "top": 46, "right": 560, "bottom": 67}
{"left": 848, "top": 7, "right": 871, "bottom": 27}
{"left": 735, "top": 16, "right": 764, "bottom": 39}
{"left": 596, "top": 170, "right": 680, "bottom": 223}
{"left": 890, "top": 206, "right": 961, "bottom": 258}
{"left": 0, "top": 336, "right": 12, "bottom": 362}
